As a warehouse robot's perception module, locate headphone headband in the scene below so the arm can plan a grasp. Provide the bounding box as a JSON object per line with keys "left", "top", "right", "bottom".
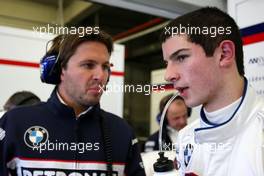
{"left": 40, "top": 36, "right": 65, "bottom": 85}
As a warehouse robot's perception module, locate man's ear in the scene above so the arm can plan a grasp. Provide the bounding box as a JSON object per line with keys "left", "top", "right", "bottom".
{"left": 60, "top": 68, "right": 66, "bottom": 82}
{"left": 218, "top": 40, "right": 235, "bottom": 67}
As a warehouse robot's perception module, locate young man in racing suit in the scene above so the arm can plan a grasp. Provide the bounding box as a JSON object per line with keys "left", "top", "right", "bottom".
{"left": 161, "top": 7, "right": 264, "bottom": 176}
{"left": 0, "top": 31, "right": 145, "bottom": 176}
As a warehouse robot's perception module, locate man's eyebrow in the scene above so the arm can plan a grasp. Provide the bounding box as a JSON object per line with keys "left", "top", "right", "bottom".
{"left": 169, "top": 48, "right": 190, "bottom": 60}
{"left": 80, "top": 59, "right": 97, "bottom": 63}
{"left": 79, "top": 60, "right": 110, "bottom": 65}
{"left": 103, "top": 61, "right": 111, "bottom": 66}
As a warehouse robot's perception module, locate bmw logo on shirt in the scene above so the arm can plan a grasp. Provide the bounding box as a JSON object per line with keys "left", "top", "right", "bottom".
{"left": 184, "top": 143, "right": 194, "bottom": 167}
{"left": 24, "top": 126, "right": 49, "bottom": 149}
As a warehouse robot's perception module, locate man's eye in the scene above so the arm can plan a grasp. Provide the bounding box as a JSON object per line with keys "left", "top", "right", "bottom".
{"left": 82, "top": 63, "right": 95, "bottom": 69}
{"left": 176, "top": 55, "right": 188, "bottom": 62}
{"left": 102, "top": 65, "right": 111, "bottom": 71}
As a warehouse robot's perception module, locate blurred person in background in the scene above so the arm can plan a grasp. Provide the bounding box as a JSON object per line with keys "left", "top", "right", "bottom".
{"left": 0, "top": 91, "right": 41, "bottom": 118}
{"left": 144, "top": 94, "right": 190, "bottom": 152}
{"left": 3, "top": 91, "right": 41, "bottom": 111}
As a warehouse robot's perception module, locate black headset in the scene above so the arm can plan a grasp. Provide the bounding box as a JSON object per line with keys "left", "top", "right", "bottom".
{"left": 40, "top": 37, "right": 63, "bottom": 85}
{"left": 100, "top": 112, "right": 113, "bottom": 175}
{"left": 40, "top": 54, "right": 61, "bottom": 84}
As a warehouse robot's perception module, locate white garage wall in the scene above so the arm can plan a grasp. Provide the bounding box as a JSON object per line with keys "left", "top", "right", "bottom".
{"left": 228, "top": 0, "right": 264, "bottom": 98}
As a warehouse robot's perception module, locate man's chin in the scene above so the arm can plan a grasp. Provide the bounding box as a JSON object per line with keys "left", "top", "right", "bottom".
{"left": 86, "top": 95, "right": 101, "bottom": 105}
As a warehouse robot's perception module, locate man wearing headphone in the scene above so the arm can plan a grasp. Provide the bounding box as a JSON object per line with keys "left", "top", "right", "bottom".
{"left": 0, "top": 31, "right": 145, "bottom": 176}
{"left": 144, "top": 94, "right": 190, "bottom": 152}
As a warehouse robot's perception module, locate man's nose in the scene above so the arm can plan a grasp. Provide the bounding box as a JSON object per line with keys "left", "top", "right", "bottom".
{"left": 164, "top": 64, "right": 180, "bottom": 83}
{"left": 93, "top": 66, "right": 106, "bottom": 81}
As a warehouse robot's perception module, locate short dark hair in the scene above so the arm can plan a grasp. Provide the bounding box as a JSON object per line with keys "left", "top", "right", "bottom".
{"left": 4, "top": 91, "right": 40, "bottom": 111}
{"left": 46, "top": 29, "right": 113, "bottom": 72}
{"left": 160, "top": 7, "right": 244, "bottom": 76}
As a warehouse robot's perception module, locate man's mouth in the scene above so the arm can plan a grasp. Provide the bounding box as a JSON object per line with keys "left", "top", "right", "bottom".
{"left": 88, "top": 85, "right": 104, "bottom": 93}
{"left": 175, "top": 87, "right": 188, "bottom": 95}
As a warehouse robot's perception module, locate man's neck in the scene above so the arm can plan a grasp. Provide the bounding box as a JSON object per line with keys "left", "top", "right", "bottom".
{"left": 204, "top": 75, "right": 244, "bottom": 112}
{"left": 57, "top": 86, "right": 88, "bottom": 117}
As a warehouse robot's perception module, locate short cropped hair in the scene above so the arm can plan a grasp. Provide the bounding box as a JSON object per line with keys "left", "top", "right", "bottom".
{"left": 160, "top": 7, "right": 244, "bottom": 76}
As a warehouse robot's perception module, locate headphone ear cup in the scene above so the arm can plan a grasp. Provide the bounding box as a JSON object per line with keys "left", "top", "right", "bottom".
{"left": 40, "top": 55, "right": 61, "bottom": 84}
